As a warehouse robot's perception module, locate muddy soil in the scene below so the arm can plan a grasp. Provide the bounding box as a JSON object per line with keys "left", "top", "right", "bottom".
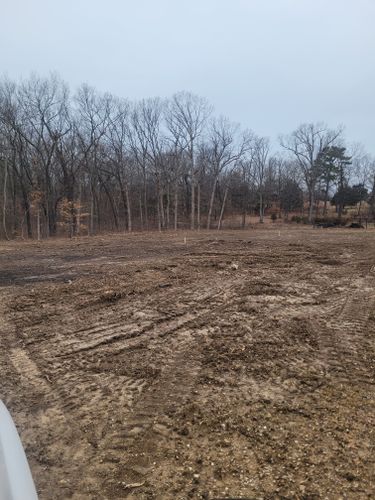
{"left": 0, "top": 228, "right": 374, "bottom": 499}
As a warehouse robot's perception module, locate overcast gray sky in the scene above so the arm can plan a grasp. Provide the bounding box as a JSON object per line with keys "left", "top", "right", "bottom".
{"left": 1, "top": 0, "right": 374, "bottom": 152}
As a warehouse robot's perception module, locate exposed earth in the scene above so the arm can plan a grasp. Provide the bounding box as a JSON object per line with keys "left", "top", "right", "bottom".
{"left": 0, "top": 227, "right": 374, "bottom": 499}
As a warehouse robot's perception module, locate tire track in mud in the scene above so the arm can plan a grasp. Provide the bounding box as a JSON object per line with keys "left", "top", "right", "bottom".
{"left": 0, "top": 291, "right": 35, "bottom": 402}
{"left": 55, "top": 277, "right": 243, "bottom": 358}
{"left": 2, "top": 288, "right": 153, "bottom": 495}
{"left": 313, "top": 273, "right": 375, "bottom": 387}
{"left": 99, "top": 330, "right": 203, "bottom": 493}
{"left": 57, "top": 311, "right": 197, "bottom": 357}
{"left": 9, "top": 348, "right": 51, "bottom": 392}
{"left": 97, "top": 256, "right": 364, "bottom": 495}
{"left": 57, "top": 276, "right": 246, "bottom": 494}
{"left": 227, "top": 261, "right": 375, "bottom": 395}
{"left": 0, "top": 290, "right": 98, "bottom": 496}
{"left": 3, "top": 230, "right": 375, "bottom": 499}
{"left": 17, "top": 274, "right": 244, "bottom": 495}
{"left": 5, "top": 322, "right": 150, "bottom": 495}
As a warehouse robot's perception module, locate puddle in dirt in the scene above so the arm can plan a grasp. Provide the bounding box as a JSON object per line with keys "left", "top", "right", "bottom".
{"left": 0, "top": 270, "right": 78, "bottom": 285}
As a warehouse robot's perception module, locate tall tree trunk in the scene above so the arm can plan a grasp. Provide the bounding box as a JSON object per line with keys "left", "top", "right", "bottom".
{"left": 241, "top": 182, "right": 247, "bottom": 229}
{"left": 99, "top": 177, "right": 119, "bottom": 230}
{"left": 323, "top": 183, "right": 329, "bottom": 216}
{"left": 197, "top": 182, "right": 201, "bottom": 231}
{"left": 76, "top": 181, "right": 81, "bottom": 236}
{"left": 118, "top": 178, "right": 128, "bottom": 232}
{"left": 190, "top": 145, "right": 195, "bottom": 230}
{"left": 44, "top": 171, "right": 50, "bottom": 238}
{"left": 106, "top": 190, "right": 119, "bottom": 230}
{"left": 45, "top": 196, "right": 50, "bottom": 238}
{"left": 217, "top": 186, "right": 228, "bottom": 231}
{"left": 90, "top": 187, "right": 95, "bottom": 235}
{"left": 11, "top": 172, "right": 18, "bottom": 235}
{"left": 2, "top": 159, "right": 9, "bottom": 240}
{"left": 337, "top": 168, "right": 345, "bottom": 221}
{"left": 160, "top": 190, "right": 165, "bottom": 230}
{"left": 143, "top": 172, "right": 148, "bottom": 230}
{"left": 94, "top": 189, "right": 101, "bottom": 231}
{"left": 139, "top": 193, "right": 143, "bottom": 231}
{"left": 174, "top": 189, "right": 178, "bottom": 231}
{"left": 21, "top": 188, "right": 32, "bottom": 239}
{"left": 259, "top": 191, "right": 264, "bottom": 223}
{"left": 45, "top": 168, "right": 57, "bottom": 237}
{"left": 166, "top": 185, "right": 170, "bottom": 230}
{"left": 190, "top": 179, "right": 195, "bottom": 230}
{"left": 157, "top": 193, "right": 162, "bottom": 232}
{"left": 207, "top": 177, "right": 218, "bottom": 229}
{"left": 308, "top": 188, "right": 315, "bottom": 223}
{"left": 125, "top": 184, "right": 132, "bottom": 232}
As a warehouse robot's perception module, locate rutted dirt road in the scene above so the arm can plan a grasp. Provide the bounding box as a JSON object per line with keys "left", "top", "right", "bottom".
{"left": 0, "top": 228, "right": 374, "bottom": 499}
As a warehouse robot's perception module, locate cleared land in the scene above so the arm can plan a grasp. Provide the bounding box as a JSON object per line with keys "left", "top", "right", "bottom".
{"left": 0, "top": 228, "right": 374, "bottom": 499}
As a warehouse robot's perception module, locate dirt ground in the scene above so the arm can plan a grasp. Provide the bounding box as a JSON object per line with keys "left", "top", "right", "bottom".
{"left": 0, "top": 227, "right": 374, "bottom": 499}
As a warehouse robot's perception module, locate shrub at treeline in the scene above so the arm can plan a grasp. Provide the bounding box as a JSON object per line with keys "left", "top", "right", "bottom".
{"left": 0, "top": 74, "right": 374, "bottom": 239}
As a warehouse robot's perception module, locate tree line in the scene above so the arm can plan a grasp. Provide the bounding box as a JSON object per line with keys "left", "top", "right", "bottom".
{"left": 0, "top": 74, "right": 374, "bottom": 239}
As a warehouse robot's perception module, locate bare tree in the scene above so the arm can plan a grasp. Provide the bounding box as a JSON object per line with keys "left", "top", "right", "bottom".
{"left": 164, "top": 136, "right": 186, "bottom": 231}
{"left": 351, "top": 146, "right": 375, "bottom": 217}
{"left": 165, "top": 92, "right": 212, "bottom": 229}
{"left": 280, "top": 123, "right": 343, "bottom": 222}
{"left": 129, "top": 98, "right": 165, "bottom": 230}
{"left": 2, "top": 73, "right": 373, "bottom": 240}
{"left": 0, "top": 147, "right": 9, "bottom": 240}
{"left": 75, "top": 84, "right": 112, "bottom": 233}
{"left": 205, "top": 116, "right": 254, "bottom": 229}
{"left": 253, "top": 136, "right": 270, "bottom": 223}
{"left": 104, "top": 97, "right": 133, "bottom": 231}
